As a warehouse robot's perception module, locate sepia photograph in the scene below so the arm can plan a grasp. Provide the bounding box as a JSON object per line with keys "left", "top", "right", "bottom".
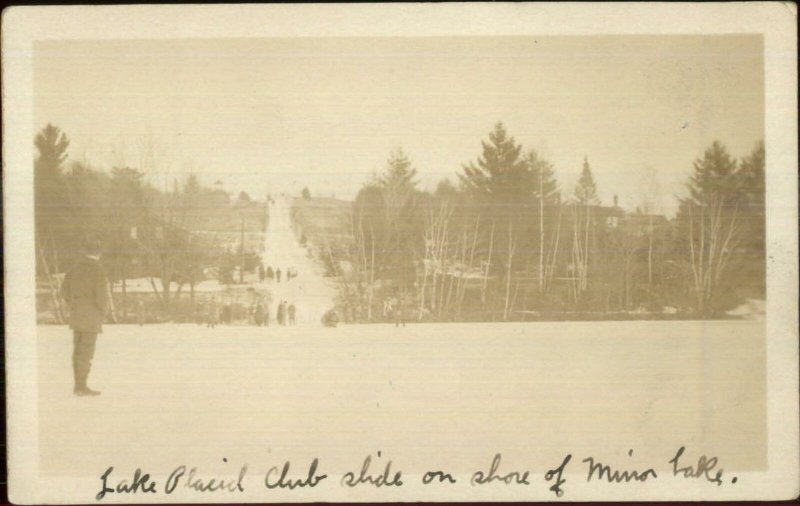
{"left": 3, "top": 3, "right": 798, "bottom": 503}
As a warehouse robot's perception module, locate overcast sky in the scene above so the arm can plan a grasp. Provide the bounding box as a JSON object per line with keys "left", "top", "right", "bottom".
{"left": 34, "top": 35, "right": 763, "bottom": 214}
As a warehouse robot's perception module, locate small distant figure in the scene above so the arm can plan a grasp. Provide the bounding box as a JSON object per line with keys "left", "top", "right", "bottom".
{"left": 136, "top": 299, "right": 146, "bottom": 326}
{"left": 277, "top": 300, "right": 285, "bottom": 326}
{"left": 207, "top": 297, "right": 219, "bottom": 328}
{"left": 394, "top": 297, "right": 406, "bottom": 327}
{"left": 382, "top": 299, "right": 394, "bottom": 322}
{"left": 258, "top": 265, "right": 266, "bottom": 283}
{"left": 221, "top": 302, "right": 232, "bottom": 325}
{"left": 288, "top": 303, "right": 296, "bottom": 325}
{"left": 248, "top": 302, "right": 256, "bottom": 324}
{"left": 266, "top": 266, "right": 274, "bottom": 282}
{"left": 263, "top": 304, "right": 271, "bottom": 326}
{"left": 276, "top": 268, "right": 282, "bottom": 283}
{"left": 322, "top": 309, "right": 339, "bottom": 328}
{"left": 254, "top": 301, "right": 265, "bottom": 326}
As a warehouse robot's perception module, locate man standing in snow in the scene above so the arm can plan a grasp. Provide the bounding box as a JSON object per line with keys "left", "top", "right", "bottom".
{"left": 60, "top": 237, "right": 109, "bottom": 397}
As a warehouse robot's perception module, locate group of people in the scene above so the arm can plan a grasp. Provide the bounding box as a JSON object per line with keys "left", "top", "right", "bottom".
{"left": 275, "top": 300, "right": 296, "bottom": 326}
{"left": 202, "top": 297, "right": 228, "bottom": 328}
{"left": 248, "top": 300, "right": 268, "bottom": 326}
{"left": 257, "top": 265, "right": 298, "bottom": 284}
{"left": 200, "top": 297, "right": 298, "bottom": 327}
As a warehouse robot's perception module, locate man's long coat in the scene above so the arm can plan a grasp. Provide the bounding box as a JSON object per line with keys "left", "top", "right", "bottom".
{"left": 61, "top": 256, "right": 110, "bottom": 333}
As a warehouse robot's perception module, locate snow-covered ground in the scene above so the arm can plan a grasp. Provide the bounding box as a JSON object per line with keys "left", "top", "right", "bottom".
{"left": 726, "top": 298, "right": 766, "bottom": 320}
{"left": 260, "top": 196, "right": 338, "bottom": 324}
{"left": 36, "top": 319, "right": 766, "bottom": 484}
{"left": 31, "top": 195, "right": 768, "bottom": 497}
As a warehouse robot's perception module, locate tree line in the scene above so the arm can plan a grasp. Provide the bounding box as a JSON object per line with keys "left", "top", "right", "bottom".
{"left": 327, "top": 122, "right": 764, "bottom": 321}
{"left": 34, "top": 123, "right": 261, "bottom": 321}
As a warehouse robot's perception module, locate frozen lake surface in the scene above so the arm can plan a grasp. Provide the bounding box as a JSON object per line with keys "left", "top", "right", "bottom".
{"left": 36, "top": 319, "right": 766, "bottom": 484}
{"left": 33, "top": 193, "right": 767, "bottom": 497}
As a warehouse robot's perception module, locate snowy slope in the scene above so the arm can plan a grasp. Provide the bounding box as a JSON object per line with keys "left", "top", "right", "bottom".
{"left": 260, "top": 196, "right": 338, "bottom": 325}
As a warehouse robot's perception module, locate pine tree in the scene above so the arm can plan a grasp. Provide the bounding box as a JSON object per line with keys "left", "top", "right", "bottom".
{"left": 736, "top": 140, "right": 764, "bottom": 215}
{"left": 434, "top": 178, "right": 459, "bottom": 201}
{"left": 677, "top": 141, "right": 743, "bottom": 316}
{"left": 459, "top": 123, "right": 534, "bottom": 319}
{"left": 378, "top": 148, "right": 420, "bottom": 289}
{"left": 684, "top": 141, "right": 739, "bottom": 206}
{"left": 574, "top": 156, "right": 599, "bottom": 205}
{"left": 734, "top": 140, "right": 766, "bottom": 296}
{"left": 524, "top": 150, "right": 559, "bottom": 203}
{"left": 34, "top": 124, "right": 70, "bottom": 177}
{"left": 34, "top": 124, "right": 72, "bottom": 278}
{"left": 380, "top": 148, "right": 418, "bottom": 198}
{"left": 459, "top": 122, "right": 529, "bottom": 198}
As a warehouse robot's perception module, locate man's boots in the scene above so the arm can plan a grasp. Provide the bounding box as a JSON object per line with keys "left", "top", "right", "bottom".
{"left": 73, "top": 361, "right": 101, "bottom": 396}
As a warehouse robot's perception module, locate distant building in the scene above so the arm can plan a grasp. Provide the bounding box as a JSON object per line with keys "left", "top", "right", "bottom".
{"left": 620, "top": 212, "right": 670, "bottom": 237}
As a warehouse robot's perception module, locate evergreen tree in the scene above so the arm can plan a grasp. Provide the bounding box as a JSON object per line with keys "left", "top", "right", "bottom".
{"left": 34, "top": 124, "right": 72, "bottom": 277}
{"left": 380, "top": 148, "right": 418, "bottom": 200}
{"left": 34, "top": 124, "right": 70, "bottom": 177}
{"left": 459, "top": 123, "right": 536, "bottom": 318}
{"left": 677, "top": 141, "right": 743, "bottom": 315}
{"left": 301, "top": 186, "right": 312, "bottom": 200}
{"left": 734, "top": 140, "right": 766, "bottom": 296}
{"left": 736, "top": 140, "right": 765, "bottom": 219}
{"left": 377, "top": 148, "right": 421, "bottom": 289}
{"left": 683, "top": 141, "right": 739, "bottom": 207}
{"left": 434, "top": 178, "right": 460, "bottom": 201}
{"left": 353, "top": 183, "right": 386, "bottom": 271}
{"left": 180, "top": 173, "right": 201, "bottom": 212}
{"left": 524, "top": 150, "right": 559, "bottom": 203}
{"left": 574, "top": 156, "right": 599, "bottom": 205}
{"left": 459, "top": 122, "right": 529, "bottom": 199}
